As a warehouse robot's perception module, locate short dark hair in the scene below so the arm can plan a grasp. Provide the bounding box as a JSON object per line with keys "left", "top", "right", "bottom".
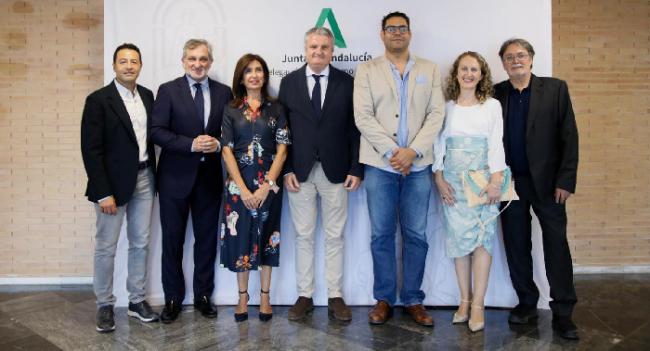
{"left": 230, "top": 53, "right": 272, "bottom": 107}
{"left": 113, "top": 43, "right": 142, "bottom": 63}
{"left": 498, "top": 38, "right": 535, "bottom": 60}
{"left": 381, "top": 11, "right": 410, "bottom": 30}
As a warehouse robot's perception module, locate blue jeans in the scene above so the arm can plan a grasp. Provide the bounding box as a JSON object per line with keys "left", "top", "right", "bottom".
{"left": 365, "top": 166, "right": 432, "bottom": 306}
{"left": 93, "top": 168, "right": 154, "bottom": 306}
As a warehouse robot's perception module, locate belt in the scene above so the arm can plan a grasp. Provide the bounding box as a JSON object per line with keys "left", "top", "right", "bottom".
{"left": 138, "top": 160, "right": 152, "bottom": 170}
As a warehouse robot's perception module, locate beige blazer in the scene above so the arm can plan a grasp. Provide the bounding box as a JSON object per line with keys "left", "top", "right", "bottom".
{"left": 353, "top": 55, "right": 444, "bottom": 168}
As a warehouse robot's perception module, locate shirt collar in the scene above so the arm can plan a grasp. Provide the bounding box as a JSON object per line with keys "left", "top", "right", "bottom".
{"left": 306, "top": 64, "right": 330, "bottom": 78}
{"left": 388, "top": 56, "right": 415, "bottom": 76}
{"left": 186, "top": 75, "right": 209, "bottom": 88}
{"left": 507, "top": 76, "right": 532, "bottom": 93}
{"left": 114, "top": 79, "right": 138, "bottom": 99}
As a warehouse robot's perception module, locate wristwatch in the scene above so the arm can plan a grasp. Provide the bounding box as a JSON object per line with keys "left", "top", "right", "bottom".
{"left": 265, "top": 179, "right": 275, "bottom": 187}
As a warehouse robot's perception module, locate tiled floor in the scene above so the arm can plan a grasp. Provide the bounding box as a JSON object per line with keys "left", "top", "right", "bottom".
{"left": 0, "top": 274, "right": 648, "bottom": 350}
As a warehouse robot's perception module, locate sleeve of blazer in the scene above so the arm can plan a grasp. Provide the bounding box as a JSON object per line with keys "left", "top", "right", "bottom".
{"left": 347, "top": 82, "right": 364, "bottom": 178}
{"left": 150, "top": 83, "right": 195, "bottom": 152}
{"left": 353, "top": 62, "right": 399, "bottom": 156}
{"left": 80, "top": 93, "right": 111, "bottom": 200}
{"left": 278, "top": 77, "right": 295, "bottom": 175}
{"left": 554, "top": 80, "right": 579, "bottom": 193}
{"left": 408, "top": 63, "right": 445, "bottom": 159}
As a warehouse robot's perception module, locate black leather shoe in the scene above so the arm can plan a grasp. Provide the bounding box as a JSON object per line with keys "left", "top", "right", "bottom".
{"left": 194, "top": 295, "right": 218, "bottom": 318}
{"left": 128, "top": 300, "right": 159, "bottom": 323}
{"left": 553, "top": 315, "right": 580, "bottom": 340}
{"left": 160, "top": 300, "right": 182, "bottom": 324}
{"left": 96, "top": 305, "right": 115, "bottom": 333}
{"left": 508, "top": 304, "right": 538, "bottom": 324}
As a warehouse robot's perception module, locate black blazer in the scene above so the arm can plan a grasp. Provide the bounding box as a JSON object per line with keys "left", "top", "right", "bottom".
{"left": 494, "top": 74, "right": 579, "bottom": 199}
{"left": 150, "top": 76, "right": 232, "bottom": 198}
{"left": 278, "top": 64, "right": 363, "bottom": 183}
{"left": 81, "top": 81, "right": 156, "bottom": 206}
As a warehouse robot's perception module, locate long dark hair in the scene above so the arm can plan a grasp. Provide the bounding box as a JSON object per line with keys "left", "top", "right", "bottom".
{"left": 230, "top": 53, "right": 271, "bottom": 107}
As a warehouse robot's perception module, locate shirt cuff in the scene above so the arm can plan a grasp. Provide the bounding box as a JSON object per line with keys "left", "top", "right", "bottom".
{"left": 98, "top": 196, "right": 112, "bottom": 203}
{"left": 411, "top": 147, "right": 423, "bottom": 158}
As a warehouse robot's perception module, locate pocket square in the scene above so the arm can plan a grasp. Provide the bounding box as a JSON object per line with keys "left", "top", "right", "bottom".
{"left": 415, "top": 74, "right": 428, "bottom": 84}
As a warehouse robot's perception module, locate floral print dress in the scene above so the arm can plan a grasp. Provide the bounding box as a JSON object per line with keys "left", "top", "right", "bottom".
{"left": 219, "top": 98, "right": 291, "bottom": 272}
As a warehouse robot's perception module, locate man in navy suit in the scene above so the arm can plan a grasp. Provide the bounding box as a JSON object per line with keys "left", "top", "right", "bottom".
{"left": 278, "top": 27, "right": 363, "bottom": 321}
{"left": 81, "top": 43, "right": 159, "bottom": 332}
{"left": 151, "top": 38, "right": 232, "bottom": 323}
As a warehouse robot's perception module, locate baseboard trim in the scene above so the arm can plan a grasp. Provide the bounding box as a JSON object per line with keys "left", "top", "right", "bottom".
{"left": 574, "top": 265, "right": 650, "bottom": 274}
{"left": 1, "top": 266, "right": 649, "bottom": 285}
{"left": 0, "top": 277, "right": 93, "bottom": 285}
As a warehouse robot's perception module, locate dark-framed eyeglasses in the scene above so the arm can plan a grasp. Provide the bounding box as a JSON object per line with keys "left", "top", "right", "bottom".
{"left": 503, "top": 52, "right": 530, "bottom": 63}
{"left": 384, "top": 25, "right": 409, "bottom": 34}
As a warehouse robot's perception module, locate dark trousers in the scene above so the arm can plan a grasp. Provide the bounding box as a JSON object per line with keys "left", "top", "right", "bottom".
{"left": 160, "top": 163, "right": 222, "bottom": 302}
{"left": 501, "top": 176, "right": 577, "bottom": 316}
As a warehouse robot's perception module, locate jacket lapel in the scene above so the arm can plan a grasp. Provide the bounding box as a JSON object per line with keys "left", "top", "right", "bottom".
{"left": 526, "top": 75, "right": 542, "bottom": 138}
{"left": 320, "top": 65, "right": 339, "bottom": 119}
{"left": 108, "top": 81, "right": 137, "bottom": 144}
{"left": 296, "top": 65, "right": 319, "bottom": 122}
{"left": 379, "top": 56, "right": 399, "bottom": 104}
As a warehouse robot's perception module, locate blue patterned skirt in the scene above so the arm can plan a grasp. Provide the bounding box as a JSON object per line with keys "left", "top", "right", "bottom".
{"left": 441, "top": 136, "right": 499, "bottom": 258}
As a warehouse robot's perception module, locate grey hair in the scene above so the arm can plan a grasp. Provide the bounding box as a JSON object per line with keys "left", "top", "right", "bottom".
{"left": 498, "top": 38, "right": 535, "bottom": 59}
{"left": 183, "top": 38, "right": 213, "bottom": 62}
{"left": 304, "top": 27, "right": 334, "bottom": 46}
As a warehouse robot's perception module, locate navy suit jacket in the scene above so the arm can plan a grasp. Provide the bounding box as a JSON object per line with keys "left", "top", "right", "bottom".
{"left": 151, "top": 76, "right": 232, "bottom": 198}
{"left": 278, "top": 64, "right": 363, "bottom": 183}
{"left": 81, "top": 81, "right": 156, "bottom": 206}
{"left": 494, "top": 74, "right": 579, "bottom": 199}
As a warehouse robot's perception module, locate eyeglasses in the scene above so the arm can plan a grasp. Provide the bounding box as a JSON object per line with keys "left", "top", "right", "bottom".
{"left": 503, "top": 52, "right": 530, "bottom": 63}
{"left": 384, "top": 25, "right": 409, "bottom": 34}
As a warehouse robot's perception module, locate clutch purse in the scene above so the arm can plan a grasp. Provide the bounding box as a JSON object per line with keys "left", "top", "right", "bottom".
{"left": 463, "top": 167, "right": 519, "bottom": 207}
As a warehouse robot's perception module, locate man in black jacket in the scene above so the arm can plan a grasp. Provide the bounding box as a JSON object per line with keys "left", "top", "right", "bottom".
{"left": 81, "top": 43, "right": 158, "bottom": 333}
{"left": 494, "top": 38, "right": 579, "bottom": 340}
{"left": 279, "top": 27, "right": 363, "bottom": 321}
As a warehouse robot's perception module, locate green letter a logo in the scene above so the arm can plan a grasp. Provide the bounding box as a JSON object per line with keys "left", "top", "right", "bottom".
{"left": 315, "top": 8, "right": 347, "bottom": 48}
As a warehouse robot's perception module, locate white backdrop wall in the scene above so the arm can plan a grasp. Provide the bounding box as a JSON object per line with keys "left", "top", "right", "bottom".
{"left": 103, "top": 0, "right": 552, "bottom": 307}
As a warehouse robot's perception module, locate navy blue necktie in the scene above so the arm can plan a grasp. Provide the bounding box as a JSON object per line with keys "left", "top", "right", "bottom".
{"left": 193, "top": 83, "right": 204, "bottom": 127}
{"left": 311, "top": 74, "right": 323, "bottom": 117}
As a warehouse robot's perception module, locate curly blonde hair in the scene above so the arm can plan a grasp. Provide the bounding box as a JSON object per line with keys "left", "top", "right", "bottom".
{"left": 445, "top": 51, "right": 494, "bottom": 103}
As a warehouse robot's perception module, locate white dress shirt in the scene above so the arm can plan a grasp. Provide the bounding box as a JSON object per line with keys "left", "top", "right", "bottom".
{"left": 114, "top": 79, "right": 148, "bottom": 162}
{"left": 305, "top": 65, "right": 329, "bottom": 108}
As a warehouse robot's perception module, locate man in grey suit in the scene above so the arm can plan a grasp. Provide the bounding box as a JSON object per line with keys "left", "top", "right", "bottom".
{"left": 354, "top": 12, "right": 444, "bottom": 327}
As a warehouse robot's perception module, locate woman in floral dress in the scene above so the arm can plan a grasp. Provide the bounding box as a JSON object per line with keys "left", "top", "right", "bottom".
{"left": 220, "top": 54, "right": 290, "bottom": 322}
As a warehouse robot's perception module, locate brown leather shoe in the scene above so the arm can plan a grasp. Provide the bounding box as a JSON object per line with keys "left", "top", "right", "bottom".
{"left": 288, "top": 296, "right": 314, "bottom": 320}
{"left": 404, "top": 304, "right": 434, "bottom": 327}
{"left": 328, "top": 297, "right": 352, "bottom": 321}
{"left": 368, "top": 300, "right": 392, "bottom": 325}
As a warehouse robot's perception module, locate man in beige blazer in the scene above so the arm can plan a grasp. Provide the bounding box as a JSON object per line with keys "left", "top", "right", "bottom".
{"left": 354, "top": 11, "right": 444, "bottom": 327}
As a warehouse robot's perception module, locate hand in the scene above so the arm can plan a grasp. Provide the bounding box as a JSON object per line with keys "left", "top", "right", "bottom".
{"left": 253, "top": 184, "right": 270, "bottom": 208}
{"left": 99, "top": 196, "right": 117, "bottom": 215}
{"left": 343, "top": 175, "right": 361, "bottom": 191}
{"left": 389, "top": 148, "right": 416, "bottom": 175}
{"left": 434, "top": 173, "right": 456, "bottom": 206}
{"left": 284, "top": 173, "right": 300, "bottom": 192}
{"left": 240, "top": 189, "right": 257, "bottom": 210}
{"left": 480, "top": 183, "right": 501, "bottom": 205}
{"left": 554, "top": 188, "right": 572, "bottom": 204}
{"left": 192, "top": 135, "right": 219, "bottom": 153}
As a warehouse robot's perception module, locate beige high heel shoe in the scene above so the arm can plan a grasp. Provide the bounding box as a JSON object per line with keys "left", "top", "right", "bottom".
{"left": 452, "top": 299, "right": 471, "bottom": 324}
{"left": 468, "top": 304, "right": 485, "bottom": 332}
